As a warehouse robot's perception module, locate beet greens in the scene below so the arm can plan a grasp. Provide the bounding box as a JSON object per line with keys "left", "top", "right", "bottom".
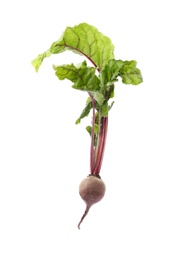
{"left": 32, "top": 23, "right": 143, "bottom": 227}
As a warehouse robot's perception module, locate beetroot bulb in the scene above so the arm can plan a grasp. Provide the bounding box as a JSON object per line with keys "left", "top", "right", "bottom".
{"left": 78, "top": 174, "right": 106, "bottom": 229}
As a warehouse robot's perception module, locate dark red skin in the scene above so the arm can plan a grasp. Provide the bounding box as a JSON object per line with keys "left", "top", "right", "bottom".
{"left": 78, "top": 175, "right": 106, "bottom": 229}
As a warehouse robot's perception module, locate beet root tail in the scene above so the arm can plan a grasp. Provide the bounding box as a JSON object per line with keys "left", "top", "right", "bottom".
{"left": 78, "top": 205, "right": 90, "bottom": 229}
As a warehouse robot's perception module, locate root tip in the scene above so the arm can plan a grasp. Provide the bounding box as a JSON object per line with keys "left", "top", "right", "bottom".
{"left": 77, "top": 206, "right": 90, "bottom": 230}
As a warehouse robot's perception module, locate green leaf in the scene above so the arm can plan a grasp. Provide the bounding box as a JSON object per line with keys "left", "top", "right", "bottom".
{"left": 100, "top": 100, "right": 115, "bottom": 117}
{"left": 31, "top": 50, "right": 52, "bottom": 72}
{"left": 53, "top": 61, "right": 100, "bottom": 92}
{"left": 108, "top": 59, "right": 124, "bottom": 76}
{"left": 99, "top": 59, "right": 143, "bottom": 99}
{"left": 99, "top": 64, "right": 111, "bottom": 86}
{"left": 108, "top": 101, "right": 115, "bottom": 111}
{"left": 101, "top": 102, "right": 109, "bottom": 117}
{"left": 86, "top": 97, "right": 91, "bottom": 105}
{"left": 86, "top": 124, "right": 98, "bottom": 136}
{"left": 90, "top": 92, "right": 105, "bottom": 106}
{"left": 119, "top": 60, "right": 143, "bottom": 85}
{"left": 31, "top": 22, "right": 114, "bottom": 72}
{"left": 75, "top": 100, "right": 92, "bottom": 124}
{"left": 100, "top": 59, "right": 124, "bottom": 87}
{"left": 109, "top": 86, "right": 115, "bottom": 99}
{"left": 86, "top": 125, "right": 92, "bottom": 136}
{"left": 99, "top": 59, "right": 123, "bottom": 100}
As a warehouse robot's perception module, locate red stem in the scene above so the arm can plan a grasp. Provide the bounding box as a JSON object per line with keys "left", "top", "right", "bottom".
{"left": 93, "top": 116, "right": 108, "bottom": 175}
{"left": 89, "top": 95, "right": 96, "bottom": 174}
{"left": 96, "top": 117, "right": 108, "bottom": 174}
{"left": 93, "top": 125, "right": 104, "bottom": 174}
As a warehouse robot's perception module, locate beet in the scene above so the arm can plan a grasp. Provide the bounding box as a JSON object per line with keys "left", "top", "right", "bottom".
{"left": 78, "top": 174, "right": 106, "bottom": 229}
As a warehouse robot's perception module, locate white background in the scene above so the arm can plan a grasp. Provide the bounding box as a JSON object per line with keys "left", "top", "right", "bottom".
{"left": 0, "top": 0, "right": 176, "bottom": 259}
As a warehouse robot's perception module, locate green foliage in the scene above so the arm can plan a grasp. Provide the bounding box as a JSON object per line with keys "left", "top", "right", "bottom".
{"left": 31, "top": 22, "right": 114, "bottom": 72}
{"left": 75, "top": 101, "right": 92, "bottom": 124}
{"left": 53, "top": 61, "right": 100, "bottom": 92}
{"left": 100, "top": 59, "right": 143, "bottom": 88}
{"left": 31, "top": 22, "right": 143, "bottom": 130}
{"left": 119, "top": 60, "right": 143, "bottom": 85}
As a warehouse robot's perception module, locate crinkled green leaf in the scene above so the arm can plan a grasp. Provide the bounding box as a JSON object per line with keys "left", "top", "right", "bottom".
{"left": 100, "top": 59, "right": 124, "bottom": 87}
{"left": 99, "top": 59, "right": 143, "bottom": 98}
{"left": 31, "top": 50, "right": 52, "bottom": 72}
{"left": 31, "top": 22, "right": 114, "bottom": 72}
{"left": 119, "top": 60, "right": 143, "bottom": 85}
{"left": 90, "top": 92, "right": 105, "bottom": 106}
{"left": 108, "top": 59, "right": 124, "bottom": 73}
{"left": 75, "top": 101, "right": 92, "bottom": 124}
{"left": 99, "top": 64, "right": 111, "bottom": 86}
{"left": 99, "top": 59, "right": 123, "bottom": 100}
{"left": 53, "top": 61, "right": 100, "bottom": 92}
